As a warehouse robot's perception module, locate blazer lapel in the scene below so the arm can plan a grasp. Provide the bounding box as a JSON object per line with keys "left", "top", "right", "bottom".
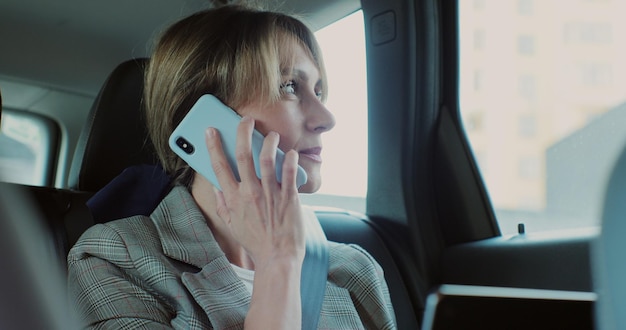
{"left": 151, "top": 186, "right": 250, "bottom": 328}
{"left": 182, "top": 260, "right": 250, "bottom": 329}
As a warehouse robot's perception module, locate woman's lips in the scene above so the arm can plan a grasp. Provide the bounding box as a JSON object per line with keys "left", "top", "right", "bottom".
{"left": 299, "top": 147, "right": 322, "bottom": 163}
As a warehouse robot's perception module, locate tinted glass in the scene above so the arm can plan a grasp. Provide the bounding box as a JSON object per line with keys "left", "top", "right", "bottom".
{"left": 459, "top": 0, "right": 626, "bottom": 234}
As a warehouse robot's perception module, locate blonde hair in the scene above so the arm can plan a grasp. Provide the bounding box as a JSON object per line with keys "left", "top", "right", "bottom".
{"left": 144, "top": 5, "right": 327, "bottom": 187}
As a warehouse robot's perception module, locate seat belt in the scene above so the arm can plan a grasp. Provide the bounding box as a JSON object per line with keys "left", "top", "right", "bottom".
{"left": 301, "top": 207, "right": 329, "bottom": 330}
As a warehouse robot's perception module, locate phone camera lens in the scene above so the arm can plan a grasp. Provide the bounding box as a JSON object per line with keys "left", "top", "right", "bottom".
{"left": 175, "top": 137, "right": 194, "bottom": 154}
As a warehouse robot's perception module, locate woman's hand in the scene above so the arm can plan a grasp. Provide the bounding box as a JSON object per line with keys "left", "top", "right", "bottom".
{"left": 205, "top": 115, "right": 306, "bottom": 266}
{"left": 204, "top": 116, "right": 305, "bottom": 329}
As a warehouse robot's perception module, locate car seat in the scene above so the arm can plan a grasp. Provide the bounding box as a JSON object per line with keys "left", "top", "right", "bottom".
{"left": 593, "top": 140, "right": 626, "bottom": 329}
{"left": 68, "top": 58, "right": 157, "bottom": 192}
{"left": 66, "top": 58, "right": 171, "bottom": 224}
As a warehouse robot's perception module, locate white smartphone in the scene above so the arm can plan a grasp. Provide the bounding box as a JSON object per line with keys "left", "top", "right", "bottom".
{"left": 168, "top": 94, "right": 307, "bottom": 190}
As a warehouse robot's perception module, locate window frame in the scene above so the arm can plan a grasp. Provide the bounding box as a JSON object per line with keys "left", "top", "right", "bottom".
{"left": 0, "top": 108, "right": 60, "bottom": 186}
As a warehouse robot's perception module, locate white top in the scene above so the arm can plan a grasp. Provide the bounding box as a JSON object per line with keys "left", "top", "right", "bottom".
{"left": 231, "top": 263, "right": 255, "bottom": 294}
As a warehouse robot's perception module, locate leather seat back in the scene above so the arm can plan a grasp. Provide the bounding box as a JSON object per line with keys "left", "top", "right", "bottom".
{"left": 68, "top": 58, "right": 155, "bottom": 192}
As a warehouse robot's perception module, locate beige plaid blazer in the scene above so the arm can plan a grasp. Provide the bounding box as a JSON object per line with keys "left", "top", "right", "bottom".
{"left": 68, "top": 186, "right": 396, "bottom": 329}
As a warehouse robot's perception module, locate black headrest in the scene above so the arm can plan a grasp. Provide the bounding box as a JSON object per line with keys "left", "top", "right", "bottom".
{"left": 68, "top": 58, "right": 158, "bottom": 191}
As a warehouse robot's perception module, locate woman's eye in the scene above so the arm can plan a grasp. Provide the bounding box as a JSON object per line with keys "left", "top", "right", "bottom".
{"left": 280, "top": 80, "right": 297, "bottom": 95}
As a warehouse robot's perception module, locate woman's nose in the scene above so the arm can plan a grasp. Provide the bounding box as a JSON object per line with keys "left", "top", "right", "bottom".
{"left": 306, "top": 99, "right": 336, "bottom": 133}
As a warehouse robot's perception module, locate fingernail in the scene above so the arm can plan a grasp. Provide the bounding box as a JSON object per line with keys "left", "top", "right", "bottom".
{"left": 206, "top": 127, "right": 216, "bottom": 137}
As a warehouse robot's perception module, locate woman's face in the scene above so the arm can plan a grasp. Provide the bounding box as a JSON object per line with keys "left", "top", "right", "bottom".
{"left": 237, "top": 43, "right": 336, "bottom": 193}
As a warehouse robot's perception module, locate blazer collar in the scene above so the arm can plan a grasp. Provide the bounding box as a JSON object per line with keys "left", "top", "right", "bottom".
{"left": 150, "top": 186, "right": 250, "bottom": 327}
{"left": 150, "top": 185, "right": 222, "bottom": 268}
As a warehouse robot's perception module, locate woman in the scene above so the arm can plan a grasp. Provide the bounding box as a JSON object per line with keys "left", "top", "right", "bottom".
{"left": 68, "top": 4, "right": 396, "bottom": 329}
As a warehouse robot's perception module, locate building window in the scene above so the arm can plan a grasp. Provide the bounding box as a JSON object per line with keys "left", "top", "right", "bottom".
{"left": 474, "top": 70, "right": 483, "bottom": 91}
{"left": 581, "top": 63, "right": 613, "bottom": 87}
{"left": 474, "top": 29, "right": 485, "bottom": 50}
{"left": 564, "top": 22, "right": 612, "bottom": 44}
{"left": 518, "top": 0, "right": 533, "bottom": 16}
{"left": 518, "top": 156, "right": 541, "bottom": 180}
{"left": 518, "top": 75, "right": 536, "bottom": 101}
{"left": 519, "top": 114, "right": 537, "bottom": 137}
{"left": 517, "top": 35, "right": 535, "bottom": 55}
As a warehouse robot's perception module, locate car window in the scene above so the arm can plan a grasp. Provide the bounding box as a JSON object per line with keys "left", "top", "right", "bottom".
{"left": 0, "top": 109, "right": 59, "bottom": 186}
{"left": 301, "top": 10, "right": 368, "bottom": 213}
{"left": 459, "top": 0, "right": 626, "bottom": 234}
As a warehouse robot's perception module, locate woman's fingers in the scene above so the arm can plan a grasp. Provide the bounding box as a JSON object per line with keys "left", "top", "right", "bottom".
{"left": 205, "top": 127, "right": 237, "bottom": 191}
{"left": 281, "top": 149, "right": 300, "bottom": 197}
{"left": 213, "top": 186, "right": 231, "bottom": 224}
{"left": 235, "top": 116, "right": 259, "bottom": 184}
{"left": 259, "top": 131, "right": 280, "bottom": 186}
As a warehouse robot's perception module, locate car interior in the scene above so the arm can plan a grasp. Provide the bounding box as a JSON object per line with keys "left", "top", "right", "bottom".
{"left": 1, "top": 0, "right": 622, "bottom": 328}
